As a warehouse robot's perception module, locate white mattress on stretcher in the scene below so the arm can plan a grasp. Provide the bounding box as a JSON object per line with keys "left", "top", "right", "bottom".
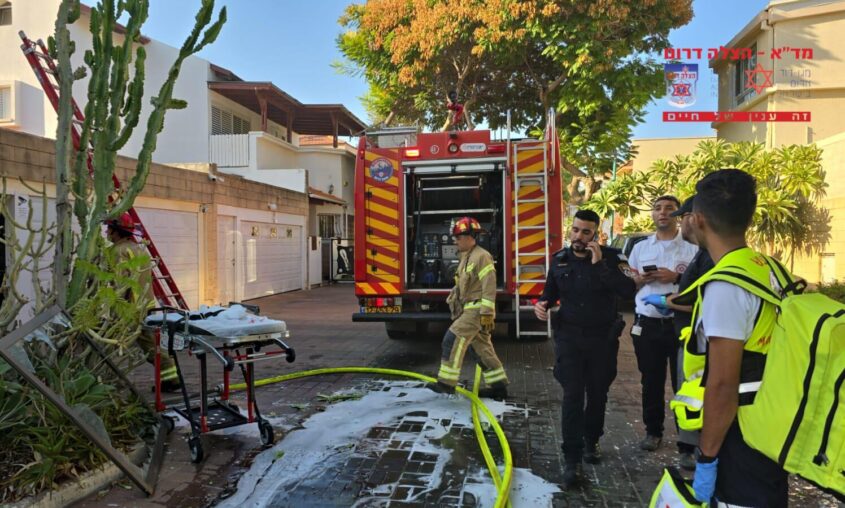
{"left": 144, "top": 305, "right": 287, "bottom": 337}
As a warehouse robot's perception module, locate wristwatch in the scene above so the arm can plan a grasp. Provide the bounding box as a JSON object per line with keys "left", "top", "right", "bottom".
{"left": 697, "top": 448, "right": 718, "bottom": 463}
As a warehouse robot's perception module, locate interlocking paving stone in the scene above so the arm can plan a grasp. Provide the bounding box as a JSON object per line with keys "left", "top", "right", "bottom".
{"left": 72, "top": 285, "right": 840, "bottom": 507}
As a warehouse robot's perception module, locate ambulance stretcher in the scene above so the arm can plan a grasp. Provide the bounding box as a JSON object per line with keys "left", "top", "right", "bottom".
{"left": 144, "top": 304, "right": 295, "bottom": 462}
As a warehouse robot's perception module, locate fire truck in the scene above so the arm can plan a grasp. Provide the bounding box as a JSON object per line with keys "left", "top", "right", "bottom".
{"left": 351, "top": 112, "right": 564, "bottom": 340}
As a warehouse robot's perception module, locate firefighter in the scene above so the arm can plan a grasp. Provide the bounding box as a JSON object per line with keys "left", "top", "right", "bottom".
{"left": 106, "top": 213, "right": 181, "bottom": 392}
{"left": 534, "top": 209, "right": 636, "bottom": 489}
{"left": 429, "top": 216, "right": 508, "bottom": 399}
{"left": 441, "top": 90, "right": 475, "bottom": 131}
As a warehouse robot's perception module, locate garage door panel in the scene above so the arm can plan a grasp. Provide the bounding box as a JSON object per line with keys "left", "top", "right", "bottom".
{"left": 136, "top": 208, "right": 199, "bottom": 309}
{"left": 240, "top": 221, "right": 301, "bottom": 299}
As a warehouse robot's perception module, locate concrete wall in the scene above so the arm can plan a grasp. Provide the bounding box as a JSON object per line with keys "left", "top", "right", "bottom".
{"left": 0, "top": 128, "right": 308, "bottom": 305}
{"left": 711, "top": 1, "right": 845, "bottom": 283}
{"left": 789, "top": 130, "right": 845, "bottom": 283}
{"left": 630, "top": 136, "right": 715, "bottom": 172}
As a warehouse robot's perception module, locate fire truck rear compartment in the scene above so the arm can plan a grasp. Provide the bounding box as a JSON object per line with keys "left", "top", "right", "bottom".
{"left": 405, "top": 170, "right": 505, "bottom": 290}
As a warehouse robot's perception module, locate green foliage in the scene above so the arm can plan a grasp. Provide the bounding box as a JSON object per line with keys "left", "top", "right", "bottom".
{"left": 816, "top": 280, "right": 845, "bottom": 304}
{"left": 56, "top": 0, "right": 226, "bottom": 303}
{"left": 337, "top": 0, "right": 693, "bottom": 183}
{"left": 622, "top": 215, "right": 655, "bottom": 234}
{"left": 585, "top": 140, "right": 830, "bottom": 260}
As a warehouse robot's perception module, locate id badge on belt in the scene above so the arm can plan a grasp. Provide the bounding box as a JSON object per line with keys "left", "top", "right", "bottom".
{"left": 631, "top": 315, "right": 643, "bottom": 336}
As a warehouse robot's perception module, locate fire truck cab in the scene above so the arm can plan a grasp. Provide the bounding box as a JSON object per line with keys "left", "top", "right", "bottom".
{"left": 352, "top": 117, "right": 564, "bottom": 340}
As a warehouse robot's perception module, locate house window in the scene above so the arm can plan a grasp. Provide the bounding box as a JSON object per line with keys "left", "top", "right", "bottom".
{"left": 0, "top": 3, "right": 11, "bottom": 26}
{"left": 211, "top": 105, "right": 250, "bottom": 135}
{"left": 318, "top": 214, "right": 341, "bottom": 238}
{"left": 0, "top": 85, "right": 11, "bottom": 121}
{"left": 734, "top": 43, "right": 757, "bottom": 105}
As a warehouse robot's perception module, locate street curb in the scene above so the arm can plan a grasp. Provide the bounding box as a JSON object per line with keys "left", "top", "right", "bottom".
{"left": 5, "top": 444, "right": 149, "bottom": 508}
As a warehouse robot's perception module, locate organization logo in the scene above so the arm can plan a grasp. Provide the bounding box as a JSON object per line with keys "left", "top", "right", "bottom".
{"left": 370, "top": 158, "right": 394, "bottom": 183}
{"left": 664, "top": 63, "right": 698, "bottom": 108}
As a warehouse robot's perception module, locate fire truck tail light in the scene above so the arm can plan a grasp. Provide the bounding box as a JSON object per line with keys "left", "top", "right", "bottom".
{"left": 487, "top": 144, "right": 506, "bottom": 154}
{"left": 405, "top": 148, "right": 420, "bottom": 158}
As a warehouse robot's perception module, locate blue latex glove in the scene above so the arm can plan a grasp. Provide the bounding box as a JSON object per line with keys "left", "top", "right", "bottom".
{"left": 641, "top": 294, "right": 672, "bottom": 316}
{"left": 692, "top": 458, "right": 718, "bottom": 503}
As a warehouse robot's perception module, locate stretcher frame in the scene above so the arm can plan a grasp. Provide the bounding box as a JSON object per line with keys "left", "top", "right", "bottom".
{"left": 147, "top": 305, "right": 295, "bottom": 463}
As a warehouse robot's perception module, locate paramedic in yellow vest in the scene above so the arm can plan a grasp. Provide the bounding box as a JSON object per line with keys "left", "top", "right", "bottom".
{"left": 687, "top": 170, "right": 787, "bottom": 506}
{"left": 429, "top": 216, "right": 508, "bottom": 399}
{"left": 106, "top": 213, "right": 181, "bottom": 392}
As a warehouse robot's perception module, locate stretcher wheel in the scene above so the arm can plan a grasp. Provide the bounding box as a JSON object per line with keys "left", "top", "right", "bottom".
{"left": 189, "top": 437, "right": 204, "bottom": 463}
{"left": 259, "top": 421, "right": 275, "bottom": 446}
{"left": 161, "top": 415, "right": 176, "bottom": 434}
{"left": 285, "top": 348, "right": 296, "bottom": 363}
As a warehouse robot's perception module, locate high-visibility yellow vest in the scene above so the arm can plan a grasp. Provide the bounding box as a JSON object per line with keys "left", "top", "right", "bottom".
{"left": 672, "top": 247, "right": 845, "bottom": 496}
{"left": 671, "top": 248, "right": 778, "bottom": 431}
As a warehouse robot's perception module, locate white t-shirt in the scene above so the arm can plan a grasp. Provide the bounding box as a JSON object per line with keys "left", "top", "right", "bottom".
{"left": 628, "top": 232, "right": 698, "bottom": 317}
{"left": 695, "top": 281, "right": 762, "bottom": 352}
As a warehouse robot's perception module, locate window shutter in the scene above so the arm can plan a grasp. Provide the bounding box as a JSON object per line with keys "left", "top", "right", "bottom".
{"left": 211, "top": 106, "right": 222, "bottom": 134}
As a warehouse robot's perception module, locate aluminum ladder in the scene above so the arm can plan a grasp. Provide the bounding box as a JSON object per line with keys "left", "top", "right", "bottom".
{"left": 512, "top": 139, "right": 552, "bottom": 339}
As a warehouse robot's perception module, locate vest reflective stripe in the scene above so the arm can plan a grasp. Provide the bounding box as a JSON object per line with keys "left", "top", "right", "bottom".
{"left": 673, "top": 394, "right": 703, "bottom": 411}
{"left": 478, "top": 264, "right": 495, "bottom": 280}
{"left": 739, "top": 381, "right": 762, "bottom": 394}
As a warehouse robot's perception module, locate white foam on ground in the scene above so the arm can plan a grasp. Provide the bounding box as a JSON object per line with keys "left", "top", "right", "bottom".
{"left": 462, "top": 467, "right": 561, "bottom": 507}
{"left": 217, "top": 381, "right": 557, "bottom": 507}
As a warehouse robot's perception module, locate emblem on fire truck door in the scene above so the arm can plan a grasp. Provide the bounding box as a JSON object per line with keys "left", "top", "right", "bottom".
{"left": 371, "top": 158, "right": 394, "bottom": 183}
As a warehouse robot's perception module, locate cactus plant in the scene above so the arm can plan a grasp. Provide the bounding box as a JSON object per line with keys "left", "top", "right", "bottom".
{"left": 51, "top": 0, "right": 226, "bottom": 304}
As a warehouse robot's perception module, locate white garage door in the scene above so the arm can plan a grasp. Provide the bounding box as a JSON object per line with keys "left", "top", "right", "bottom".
{"left": 136, "top": 208, "right": 200, "bottom": 309}
{"left": 240, "top": 221, "right": 302, "bottom": 300}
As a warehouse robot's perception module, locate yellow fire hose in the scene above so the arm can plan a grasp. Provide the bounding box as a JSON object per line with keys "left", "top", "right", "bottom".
{"left": 227, "top": 366, "right": 514, "bottom": 508}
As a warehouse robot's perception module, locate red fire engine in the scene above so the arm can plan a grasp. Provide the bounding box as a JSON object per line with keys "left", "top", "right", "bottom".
{"left": 352, "top": 113, "right": 564, "bottom": 340}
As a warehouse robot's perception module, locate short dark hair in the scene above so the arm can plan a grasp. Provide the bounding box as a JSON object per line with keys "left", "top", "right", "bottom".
{"left": 694, "top": 169, "right": 757, "bottom": 236}
{"left": 574, "top": 209, "right": 601, "bottom": 227}
{"left": 653, "top": 195, "right": 681, "bottom": 208}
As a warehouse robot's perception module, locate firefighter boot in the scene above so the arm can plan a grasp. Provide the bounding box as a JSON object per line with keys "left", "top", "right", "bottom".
{"left": 476, "top": 381, "right": 508, "bottom": 400}
{"left": 562, "top": 461, "right": 583, "bottom": 490}
{"left": 427, "top": 381, "right": 456, "bottom": 395}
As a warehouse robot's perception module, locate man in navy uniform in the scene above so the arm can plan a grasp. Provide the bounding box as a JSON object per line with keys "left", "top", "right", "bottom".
{"left": 534, "top": 209, "right": 636, "bottom": 488}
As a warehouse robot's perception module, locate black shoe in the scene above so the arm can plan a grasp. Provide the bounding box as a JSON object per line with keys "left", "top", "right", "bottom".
{"left": 583, "top": 442, "right": 602, "bottom": 464}
{"left": 562, "top": 462, "right": 582, "bottom": 490}
{"left": 153, "top": 379, "right": 182, "bottom": 393}
{"left": 476, "top": 381, "right": 508, "bottom": 400}
{"left": 639, "top": 434, "right": 662, "bottom": 451}
{"left": 427, "top": 381, "right": 456, "bottom": 395}
{"left": 679, "top": 452, "right": 696, "bottom": 471}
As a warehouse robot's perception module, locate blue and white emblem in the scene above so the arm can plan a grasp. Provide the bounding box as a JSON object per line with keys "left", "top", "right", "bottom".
{"left": 370, "top": 158, "right": 394, "bottom": 183}
{"left": 664, "top": 63, "right": 698, "bottom": 108}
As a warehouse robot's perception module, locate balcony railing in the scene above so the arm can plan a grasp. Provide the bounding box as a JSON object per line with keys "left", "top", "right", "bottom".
{"left": 210, "top": 134, "right": 249, "bottom": 167}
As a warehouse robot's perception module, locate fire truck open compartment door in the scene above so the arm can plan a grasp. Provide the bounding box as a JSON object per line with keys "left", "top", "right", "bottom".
{"left": 402, "top": 158, "right": 507, "bottom": 291}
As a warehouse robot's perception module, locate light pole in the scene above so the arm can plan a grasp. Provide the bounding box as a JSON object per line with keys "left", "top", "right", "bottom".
{"left": 609, "top": 153, "right": 617, "bottom": 242}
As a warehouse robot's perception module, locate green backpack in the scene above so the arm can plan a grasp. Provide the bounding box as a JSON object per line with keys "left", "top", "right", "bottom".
{"left": 714, "top": 256, "right": 845, "bottom": 498}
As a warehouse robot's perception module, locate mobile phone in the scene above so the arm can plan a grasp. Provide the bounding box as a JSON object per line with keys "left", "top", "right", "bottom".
{"left": 643, "top": 265, "right": 658, "bottom": 272}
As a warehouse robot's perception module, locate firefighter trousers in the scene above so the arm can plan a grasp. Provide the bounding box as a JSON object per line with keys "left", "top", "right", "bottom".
{"left": 437, "top": 309, "right": 507, "bottom": 387}
{"left": 137, "top": 328, "right": 179, "bottom": 381}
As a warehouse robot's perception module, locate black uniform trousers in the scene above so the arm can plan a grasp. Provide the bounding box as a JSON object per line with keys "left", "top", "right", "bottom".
{"left": 715, "top": 421, "right": 788, "bottom": 507}
{"left": 553, "top": 328, "right": 619, "bottom": 464}
{"left": 632, "top": 315, "right": 679, "bottom": 438}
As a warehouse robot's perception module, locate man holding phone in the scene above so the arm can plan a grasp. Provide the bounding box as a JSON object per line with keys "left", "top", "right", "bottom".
{"left": 627, "top": 196, "right": 698, "bottom": 453}
{"left": 534, "top": 209, "right": 636, "bottom": 488}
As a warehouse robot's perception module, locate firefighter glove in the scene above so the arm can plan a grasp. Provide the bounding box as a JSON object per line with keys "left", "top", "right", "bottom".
{"left": 480, "top": 314, "right": 494, "bottom": 333}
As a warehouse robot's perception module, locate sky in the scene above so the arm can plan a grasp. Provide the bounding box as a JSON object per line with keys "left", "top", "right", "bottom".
{"left": 140, "top": 0, "right": 771, "bottom": 141}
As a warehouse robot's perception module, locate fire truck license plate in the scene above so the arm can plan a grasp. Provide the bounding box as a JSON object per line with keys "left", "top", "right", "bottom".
{"left": 361, "top": 306, "right": 401, "bottom": 314}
